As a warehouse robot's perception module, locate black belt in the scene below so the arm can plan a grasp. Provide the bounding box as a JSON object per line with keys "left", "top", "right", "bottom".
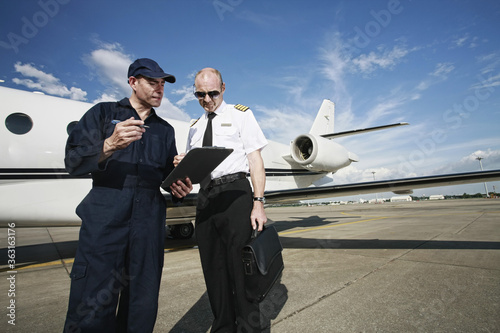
{"left": 209, "top": 172, "right": 247, "bottom": 187}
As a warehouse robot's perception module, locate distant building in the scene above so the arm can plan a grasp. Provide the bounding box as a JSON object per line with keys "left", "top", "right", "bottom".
{"left": 369, "top": 198, "right": 386, "bottom": 204}
{"left": 390, "top": 195, "right": 412, "bottom": 202}
{"left": 429, "top": 194, "right": 445, "bottom": 200}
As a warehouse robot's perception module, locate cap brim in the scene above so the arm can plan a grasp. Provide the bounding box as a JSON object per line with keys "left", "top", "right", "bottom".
{"left": 140, "top": 71, "right": 175, "bottom": 83}
{"left": 163, "top": 75, "right": 176, "bottom": 83}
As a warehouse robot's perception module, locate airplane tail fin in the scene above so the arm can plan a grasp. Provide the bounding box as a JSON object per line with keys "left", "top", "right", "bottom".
{"left": 307, "top": 98, "right": 409, "bottom": 139}
{"left": 309, "top": 99, "right": 335, "bottom": 136}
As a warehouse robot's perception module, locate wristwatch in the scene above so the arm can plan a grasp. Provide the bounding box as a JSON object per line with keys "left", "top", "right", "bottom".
{"left": 253, "top": 196, "right": 266, "bottom": 204}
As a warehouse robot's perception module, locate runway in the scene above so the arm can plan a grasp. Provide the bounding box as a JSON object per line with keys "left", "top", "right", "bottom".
{"left": 1, "top": 198, "right": 499, "bottom": 332}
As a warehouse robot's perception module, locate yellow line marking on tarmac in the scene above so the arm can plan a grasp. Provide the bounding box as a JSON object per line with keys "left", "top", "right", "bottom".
{"left": 3, "top": 247, "right": 199, "bottom": 272}
{"left": 278, "top": 216, "right": 389, "bottom": 236}
{"left": 164, "top": 245, "right": 198, "bottom": 253}
{"left": 1, "top": 258, "right": 75, "bottom": 272}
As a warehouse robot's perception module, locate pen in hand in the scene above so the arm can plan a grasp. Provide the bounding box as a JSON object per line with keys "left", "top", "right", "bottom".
{"left": 111, "top": 119, "right": 149, "bottom": 128}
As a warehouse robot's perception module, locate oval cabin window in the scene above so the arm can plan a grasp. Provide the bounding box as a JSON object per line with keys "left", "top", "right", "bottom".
{"left": 5, "top": 113, "right": 33, "bottom": 135}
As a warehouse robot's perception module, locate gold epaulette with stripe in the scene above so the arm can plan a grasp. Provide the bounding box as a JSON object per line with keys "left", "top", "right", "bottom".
{"left": 234, "top": 104, "right": 249, "bottom": 112}
{"left": 190, "top": 117, "right": 200, "bottom": 127}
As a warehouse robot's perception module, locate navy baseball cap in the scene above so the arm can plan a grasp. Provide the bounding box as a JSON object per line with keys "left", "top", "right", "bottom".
{"left": 128, "top": 58, "right": 176, "bottom": 83}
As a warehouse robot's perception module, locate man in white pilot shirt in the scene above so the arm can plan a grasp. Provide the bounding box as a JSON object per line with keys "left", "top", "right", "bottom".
{"left": 174, "top": 67, "right": 267, "bottom": 332}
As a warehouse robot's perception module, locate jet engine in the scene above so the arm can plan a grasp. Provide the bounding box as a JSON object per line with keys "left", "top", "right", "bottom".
{"left": 290, "top": 134, "right": 359, "bottom": 172}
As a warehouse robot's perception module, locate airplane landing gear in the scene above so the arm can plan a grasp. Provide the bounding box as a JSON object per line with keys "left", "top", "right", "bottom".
{"left": 169, "top": 223, "right": 194, "bottom": 239}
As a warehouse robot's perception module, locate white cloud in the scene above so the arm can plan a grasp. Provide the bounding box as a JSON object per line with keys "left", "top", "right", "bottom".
{"left": 12, "top": 62, "right": 87, "bottom": 101}
{"left": 472, "top": 72, "right": 500, "bottom": 90}
{"left": 92, "top": 92, "right": 119, "bottom": 104}
{"left": 452, "top": 34, "right": 469, "bottom": 48}
{"left": 82, "top": 42, "right": 132, "bottom": 100}
{"left": 357, "top": 92, "right": 410, "bottom": 128}
{"left": 464, "top": 149, "right": 500, "bottom": 162}
{"left": 172, "top": 85, "right": 196, "bottom": 107}
{"left": 414, "top": 62, "right": 455, "bottom": 93}
{"left": 451, "top": 33, "right": 480, "bottom": 49}
{"left": 319, "top": 33, "right": 354, "bottom": 130}
{"left": 431, "top": 62, "right": 455, "bottom": 78}
{"left": 429, "top": 148, "right": 500, "bottom": 175}
{"left": 156, "top": 97, "right": 191, "bottom": 122}
{"left": 256, "top": 104, "right": 313, "bottom": 144}
{"left": 351, "top": 45, "right": 409, "bottom": 74}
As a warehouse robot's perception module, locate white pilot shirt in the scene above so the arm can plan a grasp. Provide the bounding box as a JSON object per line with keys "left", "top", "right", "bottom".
{"left": 186, "top": 101, "right": 268, "bottom": 179}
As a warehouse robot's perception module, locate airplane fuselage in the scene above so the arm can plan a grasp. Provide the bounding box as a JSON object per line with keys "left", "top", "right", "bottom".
{"left": 0, "top": 87, "right": 329, "bottom": 226}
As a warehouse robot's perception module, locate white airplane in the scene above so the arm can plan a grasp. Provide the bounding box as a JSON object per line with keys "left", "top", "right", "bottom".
{"left": 1, "top": 86, "right": 499, "bottom": 238}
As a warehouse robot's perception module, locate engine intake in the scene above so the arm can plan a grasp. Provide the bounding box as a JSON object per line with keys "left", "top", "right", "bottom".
{"left": 290, "top": 134, "right": 358, "bottom": 172}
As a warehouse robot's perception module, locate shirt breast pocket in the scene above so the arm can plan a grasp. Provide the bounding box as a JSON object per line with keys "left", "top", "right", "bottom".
{"left": 146, "top": 134, "right": 167, "bottom": 168}
{"left": 214, "top": 125, "right": 238, "bottom": 147}
{"left": 216, "top": 125, "right": 237, "bottom": 138}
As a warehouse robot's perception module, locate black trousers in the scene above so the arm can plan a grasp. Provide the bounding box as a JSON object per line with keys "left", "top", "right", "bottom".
{"left": 196, "top": 178, "right": 261, "bottom": 333}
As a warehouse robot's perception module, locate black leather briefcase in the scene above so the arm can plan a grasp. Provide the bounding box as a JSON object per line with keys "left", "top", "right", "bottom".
{"left": 242, "top": 225, "right": 284, "bottom": 303}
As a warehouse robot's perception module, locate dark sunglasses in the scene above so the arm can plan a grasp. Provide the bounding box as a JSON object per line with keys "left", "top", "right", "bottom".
{"left": 194, "top": 90, "right": 221, "bottom": 99}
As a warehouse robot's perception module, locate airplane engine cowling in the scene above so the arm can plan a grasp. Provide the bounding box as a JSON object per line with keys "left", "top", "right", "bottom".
{"left": 290, "top": 134, "right": 359, "bottom": 172}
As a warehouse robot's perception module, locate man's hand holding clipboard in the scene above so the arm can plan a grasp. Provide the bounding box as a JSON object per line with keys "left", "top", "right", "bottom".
{"left": 169, "top": 178, "right": 193, "bottom": 199}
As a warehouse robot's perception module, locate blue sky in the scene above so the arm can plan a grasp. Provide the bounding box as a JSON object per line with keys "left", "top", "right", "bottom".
{"left": 1, "top": 0, "right": 499, "bottom": 198}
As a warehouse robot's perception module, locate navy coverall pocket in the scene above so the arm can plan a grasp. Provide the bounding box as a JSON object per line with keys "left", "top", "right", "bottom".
{"left": 69, "top": 263, "right": 87, "bottom": 280}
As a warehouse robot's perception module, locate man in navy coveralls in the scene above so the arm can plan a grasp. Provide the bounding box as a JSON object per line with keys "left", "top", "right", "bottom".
{"left": 63, "top": 58, "right": 192, "bottom": 332}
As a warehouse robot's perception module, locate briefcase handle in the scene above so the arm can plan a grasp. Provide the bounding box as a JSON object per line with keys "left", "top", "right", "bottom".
{"left": 250, "top": 226, "right": 265, "bottom": 239}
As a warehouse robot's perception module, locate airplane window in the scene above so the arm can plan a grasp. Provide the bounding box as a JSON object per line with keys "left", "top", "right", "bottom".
{"left": 67, "top": 121, "right": 79, "bottom": 135}
{"left": 5, "top": 113, "right": 33, "bottom": 135}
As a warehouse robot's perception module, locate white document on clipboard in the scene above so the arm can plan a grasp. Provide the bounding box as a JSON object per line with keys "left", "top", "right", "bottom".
{"left": 161, "top": 147, "right": 233, "bottom": 190}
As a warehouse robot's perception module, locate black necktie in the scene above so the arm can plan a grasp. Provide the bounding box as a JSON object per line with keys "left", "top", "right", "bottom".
{"left": 203, "top": 112, "right": 216, "bottom": 147}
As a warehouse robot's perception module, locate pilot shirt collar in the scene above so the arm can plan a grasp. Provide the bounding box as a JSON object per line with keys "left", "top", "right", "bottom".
{"left": 206, "top": 100, "right": 227, "bottom": 119}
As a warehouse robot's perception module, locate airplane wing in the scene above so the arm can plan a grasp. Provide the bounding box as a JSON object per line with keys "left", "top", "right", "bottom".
{"left": 321, "top": 122, "right": 409, "bottom": 139}
{"left": 264, "top": 169, "right": 500, "bottom": 204}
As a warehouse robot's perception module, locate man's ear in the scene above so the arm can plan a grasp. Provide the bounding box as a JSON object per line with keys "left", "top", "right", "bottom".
{"left": 129, "top": 76, "right": 138, "bottom": 91}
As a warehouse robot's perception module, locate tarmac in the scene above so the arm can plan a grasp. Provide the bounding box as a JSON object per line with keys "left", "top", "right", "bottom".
{"left": 1, "top": 198, "right": 499, "bottom": 332}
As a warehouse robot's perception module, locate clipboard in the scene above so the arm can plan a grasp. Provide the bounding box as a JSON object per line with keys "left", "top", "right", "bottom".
{"left": 161, "top": 147, "right": 233, "bottom": 190}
